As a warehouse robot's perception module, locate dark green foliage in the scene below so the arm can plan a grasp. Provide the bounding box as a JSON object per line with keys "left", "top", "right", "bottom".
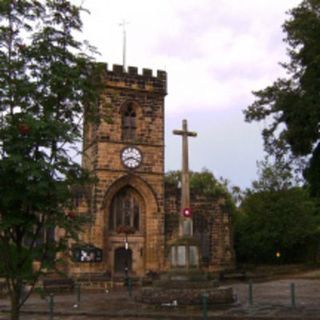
{"left": 235, "top": 158, "right": 320, "bottom": 264}
{"left": 190, "top": 170, "right": 229, "bottom": 198}
{"left": 165, "top": 169, "right": 231, "bottom": 198}
{"left": 165, "top": 169, "right": 237, "bottom": 215}
{"left": 164, "top": 170, "right": 181, "bottom": 188}
{"left": 0, "top": 1, "right": 102, "bottom": 319}
{"left": 244, "top": 0, "right": 320, "bottom": 193}
{"left": 241, "top": 0, "right": 320, "bottom": 264}
{"left": 304, "top": 144, "right": 320, "bottom": 197}
{"left": 235, "top": 188, "right": 320, "bottom": 264}
{"left": 251, "top": 155, "right": 298, "bottom": 192}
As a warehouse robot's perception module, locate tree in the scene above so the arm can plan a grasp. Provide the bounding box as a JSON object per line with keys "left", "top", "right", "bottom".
{"left": 0, "top": 1, "right": 102, "bottom": 319}
{"left": 244, "top": 0, "right": 320, "bottom": 195}
{"left": 165, "top": 168, "right": 237, "bottom": 213}
{"left": 251, "top": 155, "right": 297, "bottom": 192}
{"left": 235, "top": 188, "right": 320, "bottom": 264}
{"left": 234, "top": 159, "right": 320, "bottom": 264}
{"left": 165, "top": 168, "right": 232, "bottom": 198}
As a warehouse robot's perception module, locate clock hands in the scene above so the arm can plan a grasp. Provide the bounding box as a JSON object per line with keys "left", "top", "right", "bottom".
{"left": 121, "top": 147, "right": 142, "bottom": 169}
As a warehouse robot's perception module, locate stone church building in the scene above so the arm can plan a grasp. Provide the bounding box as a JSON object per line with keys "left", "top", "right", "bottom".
{"left": 68, "top": 64, "right": 235, "bottom": 278}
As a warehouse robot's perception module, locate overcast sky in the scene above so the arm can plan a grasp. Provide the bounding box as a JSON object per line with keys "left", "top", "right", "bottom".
{"left": 74, "top": 0, "right": 301, "bottom": 189}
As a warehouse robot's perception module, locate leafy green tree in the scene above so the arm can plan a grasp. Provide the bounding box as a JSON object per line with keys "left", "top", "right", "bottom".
{"left": 165, "top": 168, "right": 231, "bottom": 198}
{"left": 244, "top": 0, "right": 320, "bottom": 195}
{"left": 235, "top": 188, "right": 320, "bottom": 264}
{"left": 234, "top": 159, "right": 320, "bottom": 264}
{"left": 165, "top": 168, "right": 237, "bottom": 213}
{"left": 251, "top": 155, "right": 297, "bottom": 192}
{"left": 0, "top": 1, "right": 101, "bottom": 319}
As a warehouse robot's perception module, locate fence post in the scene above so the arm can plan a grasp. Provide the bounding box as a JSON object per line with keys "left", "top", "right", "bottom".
{"left": 75, "top": 283, "right": 81, "bottom": 306}
{"left": 248, "top": 280, "right": 253, "bottom": 305}
{"left": 48, "top": 293, "right": 54, "bottom": 320}
{"left": 128, "top": 277, "right": 132, "bottom": 297}
{"left": 290, "top": 283, "right": 296, "bottom": 308}
{"left": 202, "top": 293, "right": 208, "bottom": 320}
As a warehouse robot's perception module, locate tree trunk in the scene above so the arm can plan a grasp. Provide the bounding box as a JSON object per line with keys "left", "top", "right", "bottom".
{"left": 10, "top": 286, "right": 21, "bottom": 320}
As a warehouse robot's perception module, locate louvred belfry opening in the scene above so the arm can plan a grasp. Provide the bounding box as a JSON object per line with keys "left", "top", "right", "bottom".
{"left": 122, "top": 103, "right": 136, "bottom": 141}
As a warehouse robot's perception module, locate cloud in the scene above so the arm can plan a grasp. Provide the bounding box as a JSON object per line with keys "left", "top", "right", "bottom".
{"left": 71, "top": 0, "right": 303, "bottom": 188}
{"left": 139, "top": 0, "right": 301, "bottom": 115}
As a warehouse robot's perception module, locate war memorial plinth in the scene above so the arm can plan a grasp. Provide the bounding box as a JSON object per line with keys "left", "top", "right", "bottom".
{"left": 137, "top": 271, "right": 234, "bottom": 305}
{"left": 137, "top": 120, "right": 234, "bottom": 306}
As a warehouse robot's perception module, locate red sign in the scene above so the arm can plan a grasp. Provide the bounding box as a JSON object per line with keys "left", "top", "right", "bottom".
{"left": 182, "top": 207, "right": 192, "bottom": 218}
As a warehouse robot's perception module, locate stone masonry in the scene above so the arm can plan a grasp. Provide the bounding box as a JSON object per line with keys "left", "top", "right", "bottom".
{"left": 165, "top": 185, "right": 235, "bottom": 272}
{"left": 69, "top": 64, "right": 166, "bottom": 277}
{"left": 68, "top": 63, "right": 234, "bottom": 278}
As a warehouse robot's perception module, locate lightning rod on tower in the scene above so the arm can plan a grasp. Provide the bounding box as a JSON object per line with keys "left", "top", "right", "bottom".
{"left": 119, "top": 20, "right": 129, "bottom": 71}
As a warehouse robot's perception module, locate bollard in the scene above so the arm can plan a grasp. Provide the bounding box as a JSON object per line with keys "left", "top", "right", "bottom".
{"left": 75, "top": 283, "right": 81, "bottom": 306}
{"left": 202, "top": 293, "right": 208, "bottom": 320}
{"left": 128, "top": 277, "right": 132, "bottom": 297}
{"left": 248, "top": 280, "right": 253, "bottom": 305}
{"left": 48, "top": 293, "right": 54, "bottom": 320}
{"left": 290, "top": 283, "right": 296, "bottom": 308}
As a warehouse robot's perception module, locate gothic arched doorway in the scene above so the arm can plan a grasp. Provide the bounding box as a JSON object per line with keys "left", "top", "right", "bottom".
{"left": 103, "top": 175, "right": 161, "bottom": 276}
{"left": 114, "top": 247, "right": 132, "bottom": 273}
{"left": 108, "top": 186, "right": 144, "bottom": 275}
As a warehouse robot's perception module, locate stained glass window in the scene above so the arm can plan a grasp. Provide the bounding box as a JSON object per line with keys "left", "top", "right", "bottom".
{"left": 109, "top": 187, "right": 141, "bottom": 231}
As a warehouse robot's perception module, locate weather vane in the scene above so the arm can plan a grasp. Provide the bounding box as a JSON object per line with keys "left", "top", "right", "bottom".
{"left": 119, "top": 20, "right": 129, "bottom": 71}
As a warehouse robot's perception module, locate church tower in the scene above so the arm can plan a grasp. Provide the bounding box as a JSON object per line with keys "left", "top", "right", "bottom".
{"left": 71, "top": 64, "right": 167, "bottom": 277}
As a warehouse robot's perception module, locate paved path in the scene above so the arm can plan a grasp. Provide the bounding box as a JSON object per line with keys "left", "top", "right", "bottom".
{"left": 1, "top": 272, "right": 320, "bottom": 319}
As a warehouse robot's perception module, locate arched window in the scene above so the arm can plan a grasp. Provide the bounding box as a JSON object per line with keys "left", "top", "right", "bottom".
{"left": 122, "top": 103, "right": 136, "bottom": 141}
{"left": 109, "top": 187, "right": 142, "bottom": 231}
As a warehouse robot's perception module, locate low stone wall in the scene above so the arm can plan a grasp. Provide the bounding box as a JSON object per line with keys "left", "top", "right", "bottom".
{"left": 136, "top": 286, "right": 234, "bottom": 305}
{"left": 153, "top": 279, "right": 219, "bottom": 289}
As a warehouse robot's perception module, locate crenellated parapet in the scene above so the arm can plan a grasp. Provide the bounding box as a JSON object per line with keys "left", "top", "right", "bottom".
{"left": 98, "top": 63, "right": 167, "bottom": 94}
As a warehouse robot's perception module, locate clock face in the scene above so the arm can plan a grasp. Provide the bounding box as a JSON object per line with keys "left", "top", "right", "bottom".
{"left": 121, "top": 147, "right": 142, "bottom": 169}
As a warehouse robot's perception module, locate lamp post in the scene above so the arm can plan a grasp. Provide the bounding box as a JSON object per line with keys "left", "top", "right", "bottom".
{"left": 116, "top": 225, "right": 135, "bottom": 286}
{"left": 124, "top": 233, "right": 129, "bottom": 286}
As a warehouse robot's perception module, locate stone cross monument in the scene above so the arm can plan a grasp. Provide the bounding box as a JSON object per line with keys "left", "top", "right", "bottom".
{"left": 173, "top": 119, "right": 197, "bottom": 237}
{"left": 170, "top": 119, "right": 199, "bottom": 270}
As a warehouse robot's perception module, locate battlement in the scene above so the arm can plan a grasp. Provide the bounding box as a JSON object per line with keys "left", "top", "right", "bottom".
{"left": 98, "top": 63, "right": 167, "bottom": 95}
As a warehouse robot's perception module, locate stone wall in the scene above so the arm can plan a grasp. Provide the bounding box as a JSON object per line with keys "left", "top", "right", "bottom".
{"left": 68, "top": 63, "right": 234, "bottom": 278}
{"left": 69, "top": 64, "right": 167, "bottom": 277}
{"left": 164, "top": 184, "right": 235, "bottom": 272}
